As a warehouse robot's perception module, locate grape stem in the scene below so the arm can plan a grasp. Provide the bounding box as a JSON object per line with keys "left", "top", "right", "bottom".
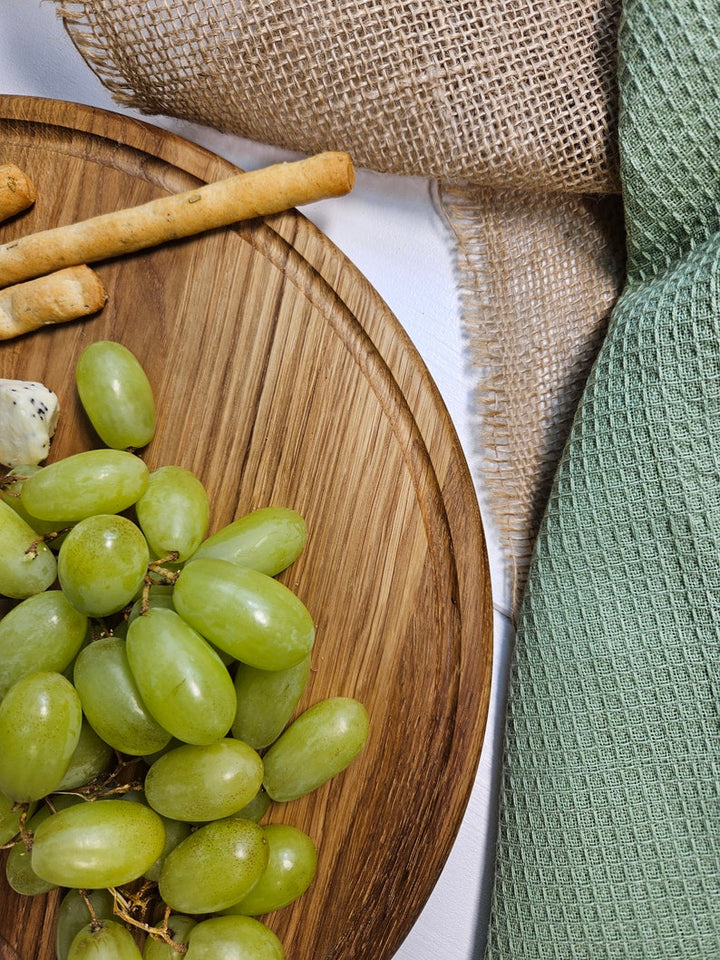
{"left": 54, "top": 777, "right": 144, "bottom": 801}
{"left": 0, "top": 474, "right": 24, "bottom": 495}
{"left": 110, "top": 887, "right": 188, "bottom": 954}
{"left": 53, "top": 755, "right": 144, "bottom": 802}
{"left": 78, "top": 889, "right": 104, "bottom": 933}
{"left": 24, "top": 527, "right": 72, "bottom": 557}
{"left": 141, "top": 552, "right": 181, "bottom": 612}
{"left": 0, "top": 802, "right": 31, "bottom": 850}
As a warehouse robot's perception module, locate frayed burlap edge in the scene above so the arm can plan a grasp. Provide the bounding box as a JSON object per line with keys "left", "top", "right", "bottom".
{"left": 439, "top": 183, "right": 626, "bottom": 615}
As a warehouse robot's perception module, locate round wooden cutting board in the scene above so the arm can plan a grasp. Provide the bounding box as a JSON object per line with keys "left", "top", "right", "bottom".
{"left": 0, "top": 96, "right": 492, "bottom": 960}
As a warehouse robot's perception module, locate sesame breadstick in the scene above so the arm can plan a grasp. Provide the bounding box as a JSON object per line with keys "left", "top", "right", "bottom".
{"left": 0, "top": 152, "right": 355, "bottom": 288}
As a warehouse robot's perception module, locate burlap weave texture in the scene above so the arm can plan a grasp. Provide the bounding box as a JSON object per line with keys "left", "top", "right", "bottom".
{"left": 441, "top": 184, "right": 625, "bottom": 597}
{"left": 58, "top": 0, "right": 621, "bottom": 191}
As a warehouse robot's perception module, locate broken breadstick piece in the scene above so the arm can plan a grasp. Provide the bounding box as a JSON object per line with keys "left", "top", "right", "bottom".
{"left": 0, "top": 151, "right": 355, "bottom": 288}
{"left": 0, "top": 264, "right": 108, "bottom": 340}
{"left": 0, "top": 164, "right": 37, "bottom": 223}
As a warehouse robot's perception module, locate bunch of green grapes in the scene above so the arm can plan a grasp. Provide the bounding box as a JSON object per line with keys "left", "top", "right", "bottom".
{"left": 0, "top": 341, "right": 369, "bottom": 960}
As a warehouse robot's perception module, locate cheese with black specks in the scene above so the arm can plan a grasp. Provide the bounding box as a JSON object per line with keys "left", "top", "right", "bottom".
{"left": 0, "top": 379, "right": 59, "bottom": 468}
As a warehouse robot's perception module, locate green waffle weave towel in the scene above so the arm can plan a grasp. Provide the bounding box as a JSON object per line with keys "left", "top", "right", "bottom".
{"left": 484, "top": 2, "right": 720, "bottom": 957}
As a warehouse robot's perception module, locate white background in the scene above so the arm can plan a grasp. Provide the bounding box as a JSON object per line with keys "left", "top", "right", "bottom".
{"left": 0, "top": 4, "right": 514, "bottom": 957}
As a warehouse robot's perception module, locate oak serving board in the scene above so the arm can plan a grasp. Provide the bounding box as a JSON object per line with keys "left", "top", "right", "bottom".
{"left": 0, "top": 96, "right": 492, "bottom": 960}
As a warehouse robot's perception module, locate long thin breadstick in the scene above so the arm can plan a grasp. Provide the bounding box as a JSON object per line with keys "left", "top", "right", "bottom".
{"left": 0, "top": 151, "right": 355, "bottom": 289}
{"left": 0, "top": 164, "right": 36, "bottom": 223}
{"left": 0, "top": 264, "right": 108, "bottom": 340}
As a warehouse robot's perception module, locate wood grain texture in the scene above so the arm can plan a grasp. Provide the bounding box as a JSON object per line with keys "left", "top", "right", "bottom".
{"left": 0, "top": 96, "right": 493, "bottom": 960}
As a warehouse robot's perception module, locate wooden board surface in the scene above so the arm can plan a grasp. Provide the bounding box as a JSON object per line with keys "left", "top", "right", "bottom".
{"left": 0, "top": 96, "right": 493, "bottom": 960}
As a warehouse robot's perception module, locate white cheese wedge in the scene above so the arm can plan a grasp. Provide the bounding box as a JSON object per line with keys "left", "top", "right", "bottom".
{"left": 0, "top": 379, "right": 60, "bottom": 468}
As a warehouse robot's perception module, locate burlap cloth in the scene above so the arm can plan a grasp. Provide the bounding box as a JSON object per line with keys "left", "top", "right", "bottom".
{"left": 54, "top": 0, "right": 626, "bottom": 613}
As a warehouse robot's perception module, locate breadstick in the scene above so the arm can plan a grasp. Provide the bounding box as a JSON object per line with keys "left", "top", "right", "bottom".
{"left": 0, "top": 164, "right": 36, "bottom": 223}
{"left": 0, "top": 151, "right": 355, "bottom": 288}
{"left": 0, "top": 265, "right": 107, "bottom": 340}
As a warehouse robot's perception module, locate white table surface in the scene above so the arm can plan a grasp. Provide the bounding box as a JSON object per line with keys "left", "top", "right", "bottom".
{"left": 0, "top": 4, "right": 515, "bottom": 958}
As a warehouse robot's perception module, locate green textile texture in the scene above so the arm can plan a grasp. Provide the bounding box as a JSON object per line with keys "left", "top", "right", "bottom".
{"left": 484, "top": 2, "right": 720, "bottom": 958}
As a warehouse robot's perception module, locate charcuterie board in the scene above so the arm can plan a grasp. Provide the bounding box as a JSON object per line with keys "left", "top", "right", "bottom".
{"left": 0, "top": 95, "right": 492, "bottom": 960}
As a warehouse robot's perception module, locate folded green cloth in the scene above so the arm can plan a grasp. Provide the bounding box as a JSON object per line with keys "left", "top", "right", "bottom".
{"left": 484, "top": 2, "right": 720, "bottom": 957}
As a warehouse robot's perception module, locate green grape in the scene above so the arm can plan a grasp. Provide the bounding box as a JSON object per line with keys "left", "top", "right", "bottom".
{"left": 67, "top": 919, "right": 143, "bottom": 960}
{"left": 31, "top": 798, "right": 166, "bottom": 888}
{"left": 228, "top": 788, "right": 271, "bottom": 824}
{"left": 222, "top": 823, "right": 317, "bottom": 916}
{"left": 0, "top": 590, "right": 88, "bottom": 698}
{"left": 58, "top": 514, "right": 150, "bottom": 617}
{"left": 0, "top": 671, "right": 82, "bottom": 801}
{"left": 55, "top": 888, "right": 116, "bottom": 960}
{"left": 231, "top": 655, "right": 311, "bottom": 750}
{"left": 142, "top": 737, "right": 184, "bottom": 766}
{"left": 20, "top": 449, "right": 149, "bottom": 522}
{"left": 55, "top": 719, "right": 114, "bottom": 791}
{"left": 143, "top": 582, "right": 175, "bottom": 600}
{"left": 118, "top": 788, "right": 146, "bottom": 804}
{"left": 73, "top": 636, "right": 171, "bottom": 756}
{"left": 262, "top": 697, "right": 369, "bottom": 803}
{"left": 0, "top": 790, "right": 35, "bottom": 844}
{"left": 185, "top": 916, "right": 285, "bottom": 960}
{"left": 5, "top": 795, "right": 81, "bottom": 896}
{"left": 5, "top": 838, "right": 55, "bottom": 897}
{"left": 0, "top": 464, "right": 72, "bottom": 543}
{"left": 210, "top": 640, "right": 236, "bottom": 667}
{"left": 0, "top": 498, "right": 57, "bottom": 599}
{"left": 135, "top": 466, "right": 209, "bottom": 562}
{"left": 143, "top": 816, "right": 192, "bottom": 882}
{"left": 158, "top": 818, "right": 268, "bottom": 914}
{"left": 173, "top": 558, "right": 315, "bottom": 671}
{"left": 142, "top": 915, "right": 196, "bottom": 960}
{"left": 62, "top": 622, "right": 94, "bottom": 679}
{"left": 144, "top": 739, "right": 264, "bottom": 823}
{"left": 192, "top": 506, "right": 307, "bottom": 576}
{"left": 126, "top": 607, "right": 236, "bottom": 745}
{"left": 76, "top": 340, "right": 156, "bottom": 450}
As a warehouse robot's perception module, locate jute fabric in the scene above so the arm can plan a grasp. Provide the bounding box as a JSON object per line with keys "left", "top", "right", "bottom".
{"left": 441, "top": 184, "right": 625, "bottom": 599}
{"left": 55, "top": 0, "right": 626, "bottom": 609}
{"left": 56, "top": 0, "right": 621, "bottom": 190}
